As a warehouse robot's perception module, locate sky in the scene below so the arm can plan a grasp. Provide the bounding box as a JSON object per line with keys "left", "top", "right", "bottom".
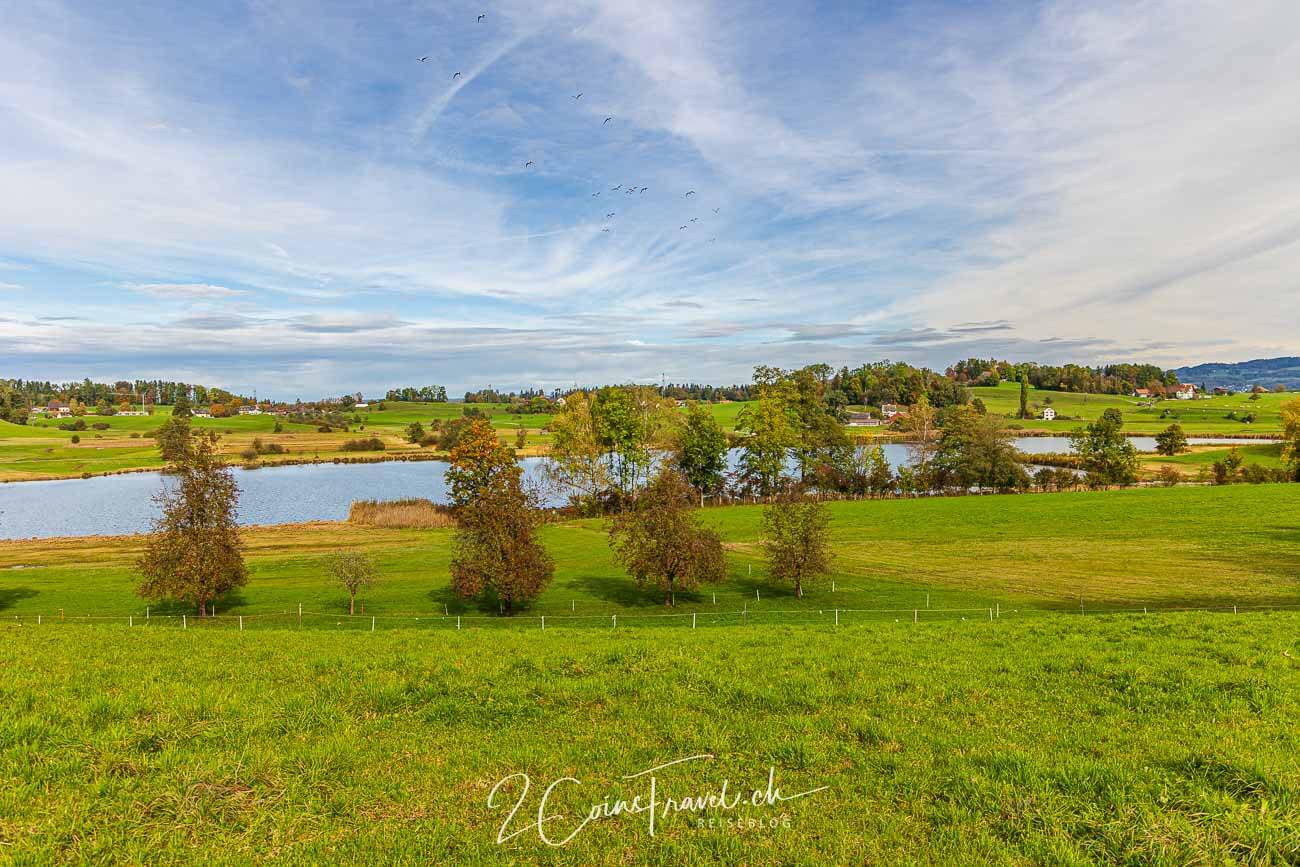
{"left": 1, "top": 0, "right": 1298, "bottom": 399}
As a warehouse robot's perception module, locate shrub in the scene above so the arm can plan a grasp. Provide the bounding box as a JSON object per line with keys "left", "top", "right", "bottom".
{"left": 70, "top": 434, "right": 80, "bottom": 443}
{"left": 59, "top": 419, "right": 88, "bottom": 431}
{"left": 91, "top": 422, "right": 110, "bottom": 430}
{"left": 240, "top": 447, "right": 259, "bottom": 461}
{"left": 340, "top": 437, "right": 386, "bottom": 452}
{"left": 1156, "top": 465, "right": 1182, "bottom": 487}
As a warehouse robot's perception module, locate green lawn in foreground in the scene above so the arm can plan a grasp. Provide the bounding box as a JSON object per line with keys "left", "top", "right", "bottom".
{"left": 3, "top": 484, "right": 1298, "bottom": 620}
{"left": 0, "top": 614, "right": 1296, "bottom": 863}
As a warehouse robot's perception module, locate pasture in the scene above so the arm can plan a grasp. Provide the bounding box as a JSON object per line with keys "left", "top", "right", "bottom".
{"left": 3, "top": 485, "right": 1299, "bottom": 862}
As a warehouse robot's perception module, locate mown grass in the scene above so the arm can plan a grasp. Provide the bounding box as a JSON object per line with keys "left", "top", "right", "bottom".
{"left": 0, "top": 614, "right": 1296, "bottom": 863}
{"left": 3, "top": 484, "right": 1298, "bottom": 620}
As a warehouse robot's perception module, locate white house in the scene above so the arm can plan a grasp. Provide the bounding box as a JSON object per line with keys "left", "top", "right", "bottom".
{"left": 355, "top": 402, "right": 369, "bottom": 410}
{"left": 237, "top": 406, "right": 263, "bottom": 415}
{"left": 1041, "top": 407, "right": 1057, "bottom": 421}
{"left": 881, "top": 403, "right": 901, "bottom": 419}
{"left": 1170, "top": 384, "right": 1197, "bottom": 400}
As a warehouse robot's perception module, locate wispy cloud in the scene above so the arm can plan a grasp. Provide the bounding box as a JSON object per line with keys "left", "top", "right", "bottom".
{"left": 122, "top": 282, "right": 249, "bottom": 299}
{"left": 0, "top": 282, "right": 24, "bottom": 291}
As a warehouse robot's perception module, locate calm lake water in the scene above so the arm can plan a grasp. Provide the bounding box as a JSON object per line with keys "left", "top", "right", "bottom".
{"left": 0, "top": 438, "right": 1275, "bottom": 540}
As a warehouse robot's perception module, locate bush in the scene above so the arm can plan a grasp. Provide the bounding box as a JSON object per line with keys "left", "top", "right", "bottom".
{"left": 58, "top": 419, "right": 88, "bottom": 431}
{"left": 340, "top": 437, "right": 386, "bottom": 452}
{"left": 70, "top": 434, "right": 80, "bottom": 443}
{"left": 239, "top": 447, "right": 259, "bottom": 461}
{"left": 91, "top": 422, "right": 110, "bottom": 430}
{"left": 1156, "top": 465, "right": 1182, "bottom": 487}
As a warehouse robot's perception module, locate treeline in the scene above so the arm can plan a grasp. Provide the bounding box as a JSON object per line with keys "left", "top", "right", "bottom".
{"left": 385, "top": 385, "right": 448, "bottom": 402}
{"left": 947, "top": 359, "right": 1178, "bottom": 395}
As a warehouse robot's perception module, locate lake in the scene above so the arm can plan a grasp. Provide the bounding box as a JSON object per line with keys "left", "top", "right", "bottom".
{"left": 0, "top": 438, "right": 1273, "bottom": 539}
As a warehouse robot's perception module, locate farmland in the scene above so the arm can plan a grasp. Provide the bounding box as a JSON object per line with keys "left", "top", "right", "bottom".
{"left": 4, "top": 481, "right": 1300, "bottom": 863}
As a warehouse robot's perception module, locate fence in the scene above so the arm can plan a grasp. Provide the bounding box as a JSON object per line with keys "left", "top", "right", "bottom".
{"left": 5, "top": 601, "right": 1298, "bottom": 633}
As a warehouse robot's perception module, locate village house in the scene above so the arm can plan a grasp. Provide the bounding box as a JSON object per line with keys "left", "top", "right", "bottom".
{"left": 1041, "top": 407, "right": 1057, "bottom": 421}
{"left": 237, "top": 405, "right": 263, "bottom": 415}
{"left": 846, "top": 412, "right": 881, "bottom": 427}
{"left": 1133, "top": 388, "right": 1152, "bottom": 399}
{"left": 881, "top": 403, "right": 902, "bottom": 419}
{"left": 43, "top": 400, "right": 72, "bottom": 417}
{"left": 1170, "top": 383, "right": 1198, "bottom": 400}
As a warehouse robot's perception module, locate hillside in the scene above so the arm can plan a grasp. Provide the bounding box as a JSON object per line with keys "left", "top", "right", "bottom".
{"left": 1173, "top": 357, "right": 1300, "bottom": 391}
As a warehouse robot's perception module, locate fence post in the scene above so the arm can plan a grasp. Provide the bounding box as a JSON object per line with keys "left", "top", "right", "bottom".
{"left": 146, "top": 606, "right": 150, "bottom": 619}
{"left": 756, "top": 589, "right": 760, "bottom": 601}
{"left": 832, "top": 580, "right": 836, "bottom": 592}
{"left": 834, "top": 608, "right": 838, "bottom": 626}
{"left": 182, "top": 615, "right": 187, "bottom": 630}
{"left": 1233, "top": 605, "right": 1237, "bottom": 614}
{"left": 38, "top": 615, "right": 41, "bottom": 625}
{"left": 456, "top": 615, "right": 461, "bottom": 629}
{"left": 913, "top": 609, "right": 917, "bottom": 623}
{"left": 996, "top": 603, "right": 999, "bottom": 619}
{"left": 926, "top": 593, "right": 930, "bottom": 608}
{"left": 692, "top": 612, "right": 696, "bottom": 629}
{"left": 571, "top": 600, "right": 575, "bottom": 612}
{"left": 988, "top": 608, "right": 993, "bottom": 621}
{"left": 712, "top": 593, "right": 716, "bottom": 605}
{"left": 612, "top": 614, "right": 616, "bottom": 629}
{"left": 298, "top": 603, "right": 302, "bottom": 625}
{"left": 370, "top": 616, "right": 374, "bottom": 632}
{"left": 541, "top": 616, "right": 545, "bottom": 631}
{"left": 240, "top": 615, "right": 244, "bottom": 631}
{"left": 129, "top": 615, "right": 133, "bottom": 627}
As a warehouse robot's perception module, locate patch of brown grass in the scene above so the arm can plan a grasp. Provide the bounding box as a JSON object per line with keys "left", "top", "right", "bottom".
{"left": 347, "top": 498, "right": 457, "bottom": 529}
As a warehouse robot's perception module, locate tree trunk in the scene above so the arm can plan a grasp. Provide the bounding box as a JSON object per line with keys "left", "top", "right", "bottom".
{"left": 664, "top": 589, "right": 673, "bottom": 607}
{"left": 795, "top": 581, "right": 803, "bottom": 599}
{"left": 199, "top": 599, "right": 208, "bottom": 617}
{"left": 349, "top": 593, "right": 355, "bottom": 616}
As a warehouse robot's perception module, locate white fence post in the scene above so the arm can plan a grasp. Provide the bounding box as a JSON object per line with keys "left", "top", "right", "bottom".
{"left": 541, "top": 616, "right": 545, "bottom": 631}
{"left": 298, "top": 603, "right": 302, "bottom": 625}
{"left": 832, "top": 580, "right": 836, "bottom": 592}
{"left": 456, "top": 615, "right": 461, "bottom": 629}
{"left": 129, "top": 615, "right": 133, "bottom": 627}
{"left": 834, "top": 608, "right": 839, "bottom": 626}
{"left": 612, "top": 614, "right": 617, "bottom": 629}
{"left": 988, "top": 608, "right": 993, "bottom": 621}
{"left": 996, "top": 603, "right": 1000, "bottom": 619}
{"left": 913, "top": 609, "right": 917, "bottom": 623}
{"left": 371, "top": 616, "right": 375, "bottom": 632}
{"left": 240, "top": 615, "right": 244, "bottom": 631}
{"left": 692, "top": 612, "right": 696, "bottom": 629}
{"left": 146, "top": 606, "right": 149, "bottom": 619}
{"left": 571, "top": 600, "right": 575, "bottom": 612}
{"left": 182, "top": 615, "right": 187, "bottom": 630}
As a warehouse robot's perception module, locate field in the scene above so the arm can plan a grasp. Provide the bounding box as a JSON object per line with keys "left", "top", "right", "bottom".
{"left": 4, "top": 485, "right": 1300, "bottom": 621}
{"left": 970, "top": 381, "right": 1292, "bottom": 435}
{"left": 3, "top": 486, "right": 1300, "bottom": 862}
{"left": 1, "top": 614, "right": 1297, "bottom": 863}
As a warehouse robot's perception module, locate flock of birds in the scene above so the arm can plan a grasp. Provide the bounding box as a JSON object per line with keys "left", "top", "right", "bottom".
{"left": 420, "top": 12, "right": 720, "bottom": 244}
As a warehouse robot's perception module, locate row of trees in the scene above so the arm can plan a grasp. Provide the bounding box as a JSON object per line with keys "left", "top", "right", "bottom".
{"left": 385, "top": 385, "right": 448, "bottom": 402}
{"left": 947, "top": 359, "right": 1178, "bottom": 395}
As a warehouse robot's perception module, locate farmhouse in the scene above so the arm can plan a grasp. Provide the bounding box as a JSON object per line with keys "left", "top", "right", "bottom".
{"left": 1170, "top": 384, "right": 1198, "bottom": 400}
{"left": 43, "top": 400, "right": 72, "bottom": 417}
{"left": 846, "top": 412, "right": 881, "bottom": 427}
{"left": 1133, "top": 388, "right": 1152, "bottom": 398}
{"left": 237, "top": 406, "right": 263, "bottom": 415}
{"left": 881, "top": 403, "right": 902, "bottom": 419}
{"left": 1041, "top": 407, "right": 1057, "bottom": 421}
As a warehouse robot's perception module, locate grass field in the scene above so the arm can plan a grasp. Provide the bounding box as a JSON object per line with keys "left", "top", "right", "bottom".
{"left": 970, "top": 381, "right": 1292, "bottom": 435}
{"left": 3, "top": 484, "right": 1298, "bottom": 620}
{"left": 3, "top": 486, "right": 1299, "bottom": 862}
{"left": 1, "top": 614, "right": 1296, "bottom": 863}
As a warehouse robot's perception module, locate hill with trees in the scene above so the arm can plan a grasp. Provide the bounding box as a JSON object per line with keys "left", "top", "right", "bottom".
{"left": 1172, "top": 357, "right": 1300, "bottom": 391}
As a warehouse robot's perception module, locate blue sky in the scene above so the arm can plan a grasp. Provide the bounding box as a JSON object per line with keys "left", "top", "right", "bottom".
{"left": 1, "top": 0, "right": 1298, "bottom": 398}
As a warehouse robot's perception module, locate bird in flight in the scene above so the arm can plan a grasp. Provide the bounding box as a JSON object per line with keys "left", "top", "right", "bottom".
{"left": 591, "top": 191, "right": 601, "bottom": 197}
{"left": 452, "top": 71, "right": 462, "bottom": 80}
{"left": 477, "top": 13, "right": 486, "bottom": 22}
{"left": 572, "top": 92, "right": 583, "bottom": 100}
{"left": 418, "top": 56, "right": 431, "bottom": 63}
{"left": 601, "top": 227, "right": 611, "bottom": 233}
{"left": 689, "top": 217, "right": 698, "bottom": 223}
{"left": 685, "top": 190, "right": 696, "bottom": 197}
{"left": 603, "top": 117, "right": 613, "bottom": 125}
{"left": 679, "top": 225, "right": 688, "bottom": 230}
{"left": 639, "top": 187, "right": 648, "bottom": 193}
{"left": 610, "top": 184, "right": 622, "bottom": 191}
{"left": 712, "top": 207, "right": 720, "bottom": 214}
{"left": 524, "top": 160, "right": 534, "bottom": 168}
{"left": 709, "top": 237, "right": 717, "bottom": 243}
{"left": 605, "top": 212, "right": 616, "bottom": 218}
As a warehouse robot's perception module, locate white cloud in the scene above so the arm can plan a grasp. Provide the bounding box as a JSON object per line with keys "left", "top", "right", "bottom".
{"left": 122, "top": 283, "right": 249, "bottom": 299}
{"left": 0, "top": 282, "right": 24, "bottom": 291}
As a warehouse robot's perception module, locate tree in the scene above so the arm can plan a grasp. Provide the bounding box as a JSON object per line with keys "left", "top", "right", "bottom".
{"left": 1070, "top": 411, "right": 1139, "bottom": 486}
{"left": 449, "top": 469, "right": 553, "bottom": 615}
{"left": 762, "top": 496, "right": 832, "bottom": 599}
{"left": 404, "top": 421, "right": 425, "bottom": 444}
{"left": 515, "top": 428, "right": 527, "bottom": 450}
{"left": 900, "top": 393, "right": 937, "bottom": 487}
{"left": 1019, "top": 373, "right": 1030, "bottom": 420}
{"left": 137, "top": 432, "right": 246, "bottom": 616}
{"left": 1282, "top": 398, "right": 1300, "bottom": 473}
{"left": 172, "top": 392, "right": 193, "bottom": 418}
{"left": 444, "top": 419, "right": 519, "bottom": 510}
{"left": 932, "top": 407, "right": 1030, "bottom": 492}
{"left": 608, "top": 468, "right": 725, "bottom": 606}
{"left": 675, "top": 404, "right": 729, "bottom": 498}
{"left": 327, "top": 551, "right": 379, "bottom": 615}
{"left": 736, "top": 371, "right": 796, "bottom": 497}
{"left": 154, "top": 415, "right": 193, "bottom": 464}
{"left": 1154, "top": 423, "right": 1189, "bottom": 456}
{"left": 544, "top": 391, "right": 613, "bottom": 512}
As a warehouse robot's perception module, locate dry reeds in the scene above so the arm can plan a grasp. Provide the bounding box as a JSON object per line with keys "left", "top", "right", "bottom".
{"left": 347, "top": 498, "right": 457, "bottom": 529}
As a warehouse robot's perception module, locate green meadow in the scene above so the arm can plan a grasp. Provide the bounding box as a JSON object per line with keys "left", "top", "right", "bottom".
{"left": 969, "top": 381, "right": 1292, "bottom": 434}
{"left": 3, "top": 485, "right": 1300, "bottom": 862}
